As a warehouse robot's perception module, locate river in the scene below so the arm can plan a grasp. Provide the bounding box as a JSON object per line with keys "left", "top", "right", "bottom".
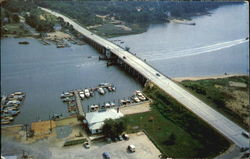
{"left": 1, "top": 4, "right": 248, "bottom": 124}
{"left": 1, "top": 38, "right": 142, "bottom": 124}
{"left": 111, "top": 3, "right": 249, "bottom": 77}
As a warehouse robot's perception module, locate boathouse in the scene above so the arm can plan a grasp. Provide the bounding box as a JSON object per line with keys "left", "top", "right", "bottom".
{"left": 85, "top": 109, "right": 123, "bottom": 134}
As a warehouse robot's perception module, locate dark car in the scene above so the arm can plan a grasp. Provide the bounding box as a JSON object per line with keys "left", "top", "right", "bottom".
{"left": 156, "top": 73, "right": 160, "bottom": 77}
{"left": 123, "top": 56, "right": 126, "bottom": 59}
{"left": 103, "top": 152, "right": 111, "bottom": 159}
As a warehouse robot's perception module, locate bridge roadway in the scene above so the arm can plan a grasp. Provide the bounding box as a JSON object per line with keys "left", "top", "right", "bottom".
{"left": 41, "top": 7, "right": 249, "bottom": 147}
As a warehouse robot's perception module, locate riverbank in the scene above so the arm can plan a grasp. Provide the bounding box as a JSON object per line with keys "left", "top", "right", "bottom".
{"left": 173, "top": 74, "right": 248, "bottom": 82}
{"left": 178, "top": 75, "right": 249, "bottom": 130}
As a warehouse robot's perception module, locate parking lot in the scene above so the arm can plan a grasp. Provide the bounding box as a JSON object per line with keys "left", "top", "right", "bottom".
{"left": 50, "top": 132, "right": 161, "bottom": 159}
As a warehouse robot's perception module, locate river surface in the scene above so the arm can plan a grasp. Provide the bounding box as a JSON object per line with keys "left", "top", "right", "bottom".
{"left": 111, "top": 4, "right": 249, "bottom": 77}
{"left": 1, "top": 4, "right": 249, "bottom": 124}
{"left": 1, "top": 38, "right": 142, "bottom": 124}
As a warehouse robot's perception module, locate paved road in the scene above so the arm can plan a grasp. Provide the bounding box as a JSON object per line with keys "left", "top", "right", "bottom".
{"left": 40, "top": 7, "right": 249, "bottom": 148}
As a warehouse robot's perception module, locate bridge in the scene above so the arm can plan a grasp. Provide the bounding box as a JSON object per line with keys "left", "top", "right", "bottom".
{"left": 41, "top": 7, "right": 249, "bottom": 148}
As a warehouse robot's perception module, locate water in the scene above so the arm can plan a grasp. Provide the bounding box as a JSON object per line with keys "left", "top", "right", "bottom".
{"left": 111, "top": 4, "right": 249, "bottom": 77}
{"left": 1, "top": 38, "right": 142, "bottom": 124}
{"left": 1, "top": 4, "right": 249, "bottom": 124}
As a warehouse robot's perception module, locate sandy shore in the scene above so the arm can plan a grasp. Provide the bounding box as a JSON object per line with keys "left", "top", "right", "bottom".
{"left": 173, "top": 74, "right": 249, "bottom": 82}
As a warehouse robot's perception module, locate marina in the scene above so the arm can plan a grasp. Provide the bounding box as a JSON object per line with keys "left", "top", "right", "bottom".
{"left": 1, "top": 92, "right": 25, "bottom": 125}
{"left": 60, "top": 83, "right": 149, "bottom": 115}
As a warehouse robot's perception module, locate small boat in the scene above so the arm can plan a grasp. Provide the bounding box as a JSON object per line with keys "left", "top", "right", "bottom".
{"left": 1, "top": 119, "right": 10, "bottom": 125}
{"left": 111, "top": 86, "right": 116, "bottom": 91}
{"left": 90, "top": 90, "right": 94, "bottom": 97}
{"left": 110, "top": 102, "right": 115, "bottom": 107}
{"left": 4, "top": 110, "right": 20, "bottom": 116}
{"left": 120, "top": 99, "right": 126, "bottom": 105}
{"left": 84, "top": 89, "right": 90, "bottom": 98}
{"left": 79, "top": 91, "right": 85, "bottom": 99}
{"left": 14, "top": 92, "right": 24, "bottom": 95}
{"left": 105, "top": 102, "right": 111, "bottom": 108}
{"left": 99, "top": 83, "right": 111, "bottom": 87}
{"left": 6, "top": 100, "right": 20, "bottom": 105}
{"left": 98, "top": 87, "right": 105, "bottom": 95}
{"left": 63, "top": 97, "right": 74, "bottom": 102}
{"left": 138, "top": 95, "right": 146, "bottom": 101}
{"left": 107, "top": 87, "right": 113, "bottom": 92}
{"left": 125, "top": 99, "right": 131, "bottom": 104}
{"left": 18, "top": 41, "right": 29, "bottom": 45}
{"left": 90, "top": 105, "right": 99, "bottom": 112}
{"left": 133, "top": 96, "right": 140, "bottom": 103}
{"left": 2, "top": 116, "right": 14, "bottom": 121}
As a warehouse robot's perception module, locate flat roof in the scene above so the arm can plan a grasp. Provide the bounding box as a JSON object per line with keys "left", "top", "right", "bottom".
{"left": 86, "top": 109, "right": 123, "bottom": 125}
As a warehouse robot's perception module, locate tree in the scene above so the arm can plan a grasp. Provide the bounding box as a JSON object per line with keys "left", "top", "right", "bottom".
{"left": 102, "top": 118, "right": 127, "bottom": 138}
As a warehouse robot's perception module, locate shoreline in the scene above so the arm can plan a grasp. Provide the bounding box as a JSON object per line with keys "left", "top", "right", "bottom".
{"left": 173, "top": 74, "right": 249, "bottom": 82}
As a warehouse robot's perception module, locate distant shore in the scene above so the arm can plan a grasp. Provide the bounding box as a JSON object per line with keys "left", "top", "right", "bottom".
{"left": 173, "top": 74, "right": 249, "bottom": 82}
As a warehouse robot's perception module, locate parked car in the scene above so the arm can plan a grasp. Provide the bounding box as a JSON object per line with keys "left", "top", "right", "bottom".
{"left": 106, "top": 138, "right": 112, "bottom": 143}
{"left": 102, "top": 152, "right": 111, "bottom": 159}
{"left": 156, "top": 73, "right": 160, "bottom": 77}
{"left": 122, "top": 134, "right": 129, "bottom": 140}
{"left": 118, "top": 135, "right": 123, "bottom": 141}
{"left": 127, "top": 145, "right": 136, "bottom": 152}
{"left": 83, "top": 142, "right": 90, "bottom": 149}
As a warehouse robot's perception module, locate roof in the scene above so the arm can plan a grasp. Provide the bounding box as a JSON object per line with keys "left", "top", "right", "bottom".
{"left": 89, "top": 122, "right": 104, "bottom": 131}
{"left": 86, "top": 109, "right": 123, "bottom": 125}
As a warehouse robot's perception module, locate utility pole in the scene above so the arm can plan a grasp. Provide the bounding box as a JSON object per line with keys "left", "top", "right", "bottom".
{"left": 24, "top": 124, "right": 28, "bottom": 140}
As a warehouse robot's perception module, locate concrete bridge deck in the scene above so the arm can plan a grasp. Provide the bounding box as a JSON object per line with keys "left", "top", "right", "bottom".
{"left": 41, "top": 7, "right": 249, "bottom": 148}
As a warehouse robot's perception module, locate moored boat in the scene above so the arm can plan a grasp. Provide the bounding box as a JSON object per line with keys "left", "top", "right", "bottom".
{"left": 84, "top": 89, "right": 90, "bottom": 98}
{"left": 98, "top": 87, "right": 105, "bottom": 95}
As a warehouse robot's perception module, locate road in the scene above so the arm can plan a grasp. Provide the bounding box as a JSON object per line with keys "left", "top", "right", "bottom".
{"left": 40, "top": 7, "right": 249, "bottom": 148}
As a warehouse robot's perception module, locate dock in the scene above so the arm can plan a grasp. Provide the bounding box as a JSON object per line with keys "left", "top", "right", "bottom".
{"left": 73, "top": 91, "right": 85, "bottom": 118}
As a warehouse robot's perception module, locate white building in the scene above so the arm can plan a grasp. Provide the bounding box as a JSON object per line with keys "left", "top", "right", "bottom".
{"left": 85, "top": 109, "right": 124, "bottom": 134}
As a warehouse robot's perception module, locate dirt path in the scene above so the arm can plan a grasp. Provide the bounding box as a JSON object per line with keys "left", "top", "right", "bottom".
{"left": 120, "top": 101, "right": 151, "bottom": 115}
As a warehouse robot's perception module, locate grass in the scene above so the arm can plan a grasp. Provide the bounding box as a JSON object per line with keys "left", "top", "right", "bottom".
{"left": 123, "top": 83, "right": 230, "bottom": 158}
{"left": 180, "top": 75, "right": 249, "bottom": 130}
{"left": 90, "top": 22, "right": 148, "bottom": 38}
{"left": 2, "top": 23, "right": 32, "bottom": 37}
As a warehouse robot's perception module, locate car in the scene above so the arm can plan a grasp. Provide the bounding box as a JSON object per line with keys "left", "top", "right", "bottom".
{"left": 242, "top": 131, "right": 250, "bottom": 138}
{"left": 156, "top": 73, "right": 160, "bottom": 77}
{"left": 102, "top": 152, "right": 111, "bottom": 159}
{"left": 127, "top": 145, "right": 136, "bottom": 152}
{"left": 106, "top": 138, "right": 112, "bottom": 143}
{"left": 83, "top": 142, "right": 90, "bottom": 149}
{"left": 122, "top": 134, "right": 129, "bottom": 140}
{"left": 118, "top": 135, "right": 123, "bottom": 141}
{"left": 240, "top": 147, "right": 249, "bottom": 152}
{"left": 123, "top": 56, "right": 126, "bottom": 59}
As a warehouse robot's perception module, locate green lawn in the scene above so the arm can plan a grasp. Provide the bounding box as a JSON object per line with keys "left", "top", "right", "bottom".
{"left": 3, "top": 23, "right": 32, "bottom": 37}
{"left": 123, "top": 84, "right": 230, "bottom": 158}
{"left": 125, "top": 110, "right": 201, "bottom": 158}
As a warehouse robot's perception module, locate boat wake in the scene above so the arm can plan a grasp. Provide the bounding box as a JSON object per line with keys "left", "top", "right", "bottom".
{"left": 144, "top": 38, "right": 248, "bottom": 62}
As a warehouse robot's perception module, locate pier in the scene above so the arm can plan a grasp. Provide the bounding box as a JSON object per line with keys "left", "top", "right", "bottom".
{"left": 41, "top": 7, "right": 249, "bottom": 147}
{"left": 73, "top": 90, "right": 85, "bottom": 118}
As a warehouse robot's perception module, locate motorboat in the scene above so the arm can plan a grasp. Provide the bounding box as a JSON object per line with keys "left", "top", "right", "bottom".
{"left": 79, "top": 91, "right": 85, "bottom": 99}
{"left": 98, "top": 87, "right": 105, "bottom": 95}
{"left": 84, "top": 89, "right": 90, "bottom": 98}
{"left": 133, "top": 96, "right": 140, "bottom": 103}
{"left": 105, "top": 102, "right": 111, "bottom": 108}
{"left": 110, "top": 102, "right": 115, "bottom": 107}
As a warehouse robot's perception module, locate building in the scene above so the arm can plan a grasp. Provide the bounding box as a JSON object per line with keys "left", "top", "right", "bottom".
{"left": 85, "top": 109, "right": 124, "bottom": 134}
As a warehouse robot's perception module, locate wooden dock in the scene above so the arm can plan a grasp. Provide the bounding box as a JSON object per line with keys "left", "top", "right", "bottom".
{"left": 73, "top": 91, "right": 85, "bottom": 117}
